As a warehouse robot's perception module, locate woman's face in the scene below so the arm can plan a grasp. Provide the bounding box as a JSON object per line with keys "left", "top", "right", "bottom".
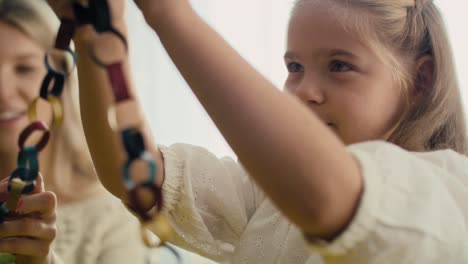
{"left": 0, "top": 21, "right": 47, "bottom": 154}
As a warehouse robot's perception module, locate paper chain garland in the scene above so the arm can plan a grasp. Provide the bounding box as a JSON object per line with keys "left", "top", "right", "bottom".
{"left": 0, "top": 0, "right": 179, "bottom": 262}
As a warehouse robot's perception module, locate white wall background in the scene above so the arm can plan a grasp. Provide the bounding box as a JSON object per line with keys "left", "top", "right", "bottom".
{"left": 126, "top": 1, "right": 468, "bottom": 262}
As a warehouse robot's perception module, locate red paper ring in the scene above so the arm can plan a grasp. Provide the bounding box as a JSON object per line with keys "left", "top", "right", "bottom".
{"left": 127, "top": 185, "right": 163, "bottom": 222}
{"left": 18, "top": 121, "right": 50, "bottom": 153}
{"left": 107, "top": 62, "right": 130, "bottom": 102}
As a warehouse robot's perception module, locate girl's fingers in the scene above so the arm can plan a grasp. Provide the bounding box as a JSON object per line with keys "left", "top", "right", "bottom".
{"left": 0, "top": 237, "right": 52, "bottom": 258}
{"left": 0, "top": 217, "right": 56, "bottom": 241}
{"left": 17, "top": 191, "right": 57, "bottom": 219}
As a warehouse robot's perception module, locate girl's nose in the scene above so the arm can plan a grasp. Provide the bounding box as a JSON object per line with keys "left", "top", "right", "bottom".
{"left": 293, "top": 78, "right": 325, "bottom": 105}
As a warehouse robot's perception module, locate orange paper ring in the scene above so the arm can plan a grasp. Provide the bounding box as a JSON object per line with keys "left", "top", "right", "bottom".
{"left": 140, "top": 214, "right": 173, "bottom": 247}
{"left": 28, "top": 95, "right": 64, "bottom": 128}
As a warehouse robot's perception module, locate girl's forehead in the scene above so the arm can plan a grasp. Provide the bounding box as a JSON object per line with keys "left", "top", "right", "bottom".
{"left": 290, "top": 0, "right": 365, "bottom": 34}
{"left": 287, "top": 2, "right": 378, "bottom": 59}
{"left": 289, "top": 7, "right": 357, "bottom": 43}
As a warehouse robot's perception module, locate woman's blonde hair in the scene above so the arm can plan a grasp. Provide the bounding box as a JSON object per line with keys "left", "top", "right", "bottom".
{"left": 293, "top": 0, "right": 468, "bottom": 154}
{"left": 0, "top": 0, "right": 99, "bottom": 199}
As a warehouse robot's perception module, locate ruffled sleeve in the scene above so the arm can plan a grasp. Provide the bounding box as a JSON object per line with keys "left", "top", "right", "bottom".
{"left": 157, "top": 143, "right": 264, "bottom": 262}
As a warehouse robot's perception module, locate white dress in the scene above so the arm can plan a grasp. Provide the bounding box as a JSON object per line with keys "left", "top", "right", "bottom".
{"left": 155, "top": 141, "right": 468, "bottom": 263}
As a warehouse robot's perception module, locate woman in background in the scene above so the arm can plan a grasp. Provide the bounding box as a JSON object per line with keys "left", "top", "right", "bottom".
{"left": 0, "top": 0, "right": 146, "bottom": 263}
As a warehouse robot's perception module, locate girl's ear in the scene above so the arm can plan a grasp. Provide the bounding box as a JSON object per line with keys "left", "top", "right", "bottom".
{"left": 414, "top": 55, "right": 434, "bottom": 96}
{"left": 410, "top": 55, "right": 433, "bottom": 108}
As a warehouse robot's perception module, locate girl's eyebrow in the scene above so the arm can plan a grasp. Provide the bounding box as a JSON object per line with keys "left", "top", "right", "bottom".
{"left": 328, "top": 49, "right": 357, "bottom": 58}
{"left": 284, "top": 51, "right": 298, "bottom": 60}
{"left": 284, "top": 49, "right": 358, "bottom": 61}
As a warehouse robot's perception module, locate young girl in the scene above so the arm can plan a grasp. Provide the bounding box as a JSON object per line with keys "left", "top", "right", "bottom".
{"left": 0, "top": 1, "right": 147, "bottom": 263}
{"left": 48, "top": 0, "right": 468, "bottom": 263}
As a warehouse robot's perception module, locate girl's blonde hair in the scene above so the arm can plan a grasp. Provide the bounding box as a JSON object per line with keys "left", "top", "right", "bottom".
{"left": 293, "top": 0, "right": 468, "bottom": 154}
{"left": 0, "top": 0, "right": 99, "bottom": 200}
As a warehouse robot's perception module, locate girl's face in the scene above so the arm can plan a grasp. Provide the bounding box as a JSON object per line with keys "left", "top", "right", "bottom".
{"left": 0, "top": 22, "right": 47, "bottom": 154}
{"left": 284, "top": 2, "right": 405, "bottom": 145}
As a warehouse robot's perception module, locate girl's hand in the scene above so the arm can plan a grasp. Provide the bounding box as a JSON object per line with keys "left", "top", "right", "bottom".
{"left": 0, "top": 174, "right": 58, "bottom": 264}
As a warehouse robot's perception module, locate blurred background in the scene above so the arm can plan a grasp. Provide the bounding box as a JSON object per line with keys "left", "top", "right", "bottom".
{"left": 125, "top": 1, "right": 468, "bottom": 262}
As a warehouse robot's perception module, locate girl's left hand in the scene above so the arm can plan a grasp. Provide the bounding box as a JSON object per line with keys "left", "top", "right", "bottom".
{"left": 0, "top": 174, "right": 58, "bottom": 264}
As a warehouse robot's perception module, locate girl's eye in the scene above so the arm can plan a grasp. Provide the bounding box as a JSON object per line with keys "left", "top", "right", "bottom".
{"left": 329, "top": 61, "right": 353, "bottom": 72}
{"left": 286, "top": 62, "right": 304, "bottom": 73}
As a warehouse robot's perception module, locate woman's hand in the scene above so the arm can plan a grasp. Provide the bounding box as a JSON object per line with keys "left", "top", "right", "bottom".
{"left": 0, "top": 174, "right": 58, "bottom": 264}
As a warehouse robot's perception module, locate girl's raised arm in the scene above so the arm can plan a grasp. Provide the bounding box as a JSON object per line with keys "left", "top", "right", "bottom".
{"left": 46, "top": 0, "right": 165, "bottom": 204}
{"left": 135, "top": 0, "right": 362, "bottom": 238}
